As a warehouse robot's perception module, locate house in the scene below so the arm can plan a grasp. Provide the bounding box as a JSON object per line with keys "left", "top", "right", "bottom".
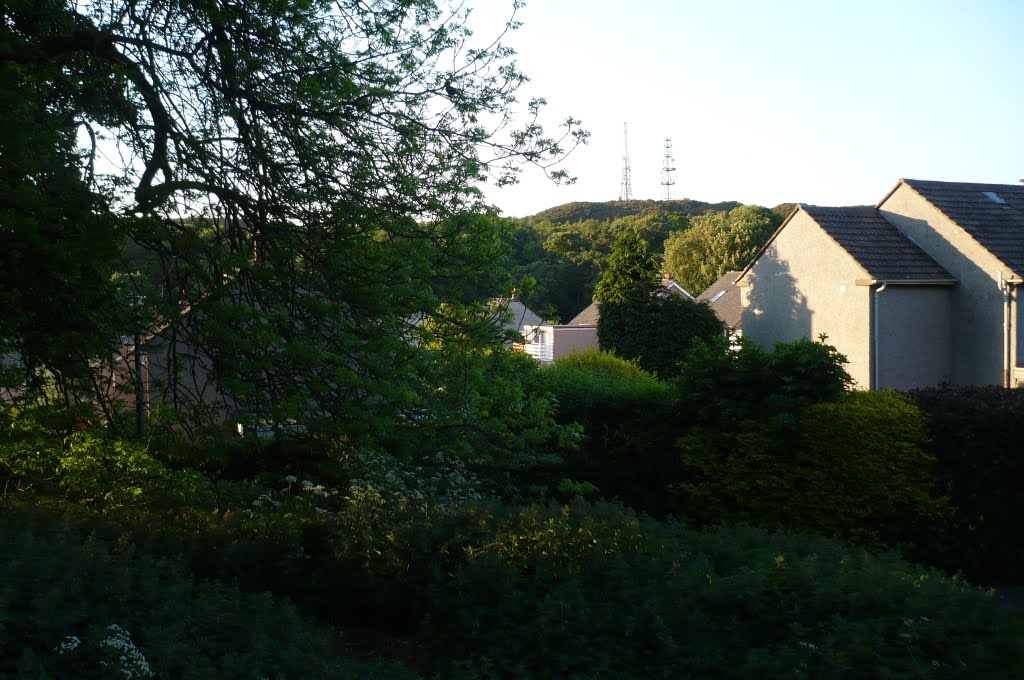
{"left": 94, "top": 311, "right": 236, "bottom": 432}
{"left": 520, "top": 304, "right": 599, "bottom": 364}
{"left": 520, "top": 278, "right": 696, "bottom": 364}
{"left": 697, "top": 270, "right": 743, "bottom": 338}
{"left": 496, "top": 297, "right": 542, "bottom": 339}
{"left": 738, "top": 179, "right": 1024, "bottom": 390}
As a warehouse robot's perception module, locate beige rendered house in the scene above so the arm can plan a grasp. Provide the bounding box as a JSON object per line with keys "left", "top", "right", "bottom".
{"left": 520, "top": 303, "right": 599, "bottom": 364}
{"left": 739, "top": 179, "right": 1024, "bottom": 390}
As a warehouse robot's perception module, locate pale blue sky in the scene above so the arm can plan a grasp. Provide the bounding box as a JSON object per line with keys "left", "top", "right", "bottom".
{"left": 471, "top": 0, "right": 1024, "bottom": 217}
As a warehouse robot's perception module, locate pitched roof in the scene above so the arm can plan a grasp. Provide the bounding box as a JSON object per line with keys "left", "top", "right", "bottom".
{"left": 502, "top": 299, "right": 543, "bottom": 333}
{"left": 697, "top": 271, "right": 743, "bottom": 328}
{"left": 566, "top": 279, "right": 696, "bottom": 326}
{"left": 568, "top": 301, "right": 598, "bottom": 326}
{"left": 802, "top": 205, "right": 954, "bottom": 282}
{"left": 895, "top": 179, "right": 1024, "bottom": 276}
{"left": 661, "top": 277, "right": 695, "bottom": 299}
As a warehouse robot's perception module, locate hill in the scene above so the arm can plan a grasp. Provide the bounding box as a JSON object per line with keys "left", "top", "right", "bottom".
{"left": 526, "top": 199, "right": 744, "bottom": 225}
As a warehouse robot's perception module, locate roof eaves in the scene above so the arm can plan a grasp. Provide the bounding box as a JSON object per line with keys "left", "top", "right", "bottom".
{"left": 784, "top": 206, "right": 875, "bottom": 281}
{"left": 857, "top": 278, "right": 957, "bottom": 286}
{"left": 735, "top": 204, "right": 804, "bottom": 283}
{"left": 874, "top": 178, "right": 909, "bottom": 209}
{"left": 890, "top": 179, "right": 1023, "bottom": 279}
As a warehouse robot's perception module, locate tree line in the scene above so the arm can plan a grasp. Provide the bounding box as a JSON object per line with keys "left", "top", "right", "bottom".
{"left": 508, "top": 202, "right": 790, "bottom": 322}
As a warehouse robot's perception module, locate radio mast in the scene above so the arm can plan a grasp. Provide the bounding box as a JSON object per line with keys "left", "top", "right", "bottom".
{"left": 619, "top": 123, "right": 632, "bottom": 201}
{"left": 661, "top": 137, "right": 676, "bottom": 200}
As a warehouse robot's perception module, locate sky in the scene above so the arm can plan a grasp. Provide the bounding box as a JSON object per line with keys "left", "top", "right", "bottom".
{"left": 467, "top": 0, "right": 1024, "bottom": 218}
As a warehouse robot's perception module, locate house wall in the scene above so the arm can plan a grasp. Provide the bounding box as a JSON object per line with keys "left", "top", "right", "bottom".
{"left": 145, "top": 330, "right": 235, "bottom": 423}
{"left": 96, "top": 327, "right": 235, "bottom": 429}
{"left": 875, "top": 286, "right": 951, "bottom": 390}
{"left": 740, "top": 210, "right": 873, "bottom": 388}
{"left": 880, "top": 184, "right": 1009, "bottom": 386}
{"left": 552, "top": 325, "right": 599, "bottom": 360}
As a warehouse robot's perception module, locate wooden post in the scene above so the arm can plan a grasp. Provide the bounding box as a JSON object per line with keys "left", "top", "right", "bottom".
{"left": 134, "top": 331, "right": 145, "bottom": 439}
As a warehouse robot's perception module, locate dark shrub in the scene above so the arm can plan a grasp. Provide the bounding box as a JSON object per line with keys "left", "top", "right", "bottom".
{"left": 599, "top": 295, "right": 724, "bottom": 378}
{"left": 674, "top": 334, "right": 853, "bottom": 427}
{"left": 676, "top": 391, "right": 949, "bottom": 549}
{"left": 906, "top": 385, "right": 1024, "bottom": 583}
{"left": 349, "top": 499, "right": 1023, "bottom": 679}
{"left": 0, "top": 511, "right": 414, "bottom": 679}
{"left": 534, "top": 351, "right": 681, "bottom": 515}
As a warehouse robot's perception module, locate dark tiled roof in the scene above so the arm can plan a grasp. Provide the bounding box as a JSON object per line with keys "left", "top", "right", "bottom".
{"left": 901, "top": 179, "right": 1024, "bottom": 275}
{"left": 803, "top": 205, "right": 954, "bottom": 282}
{"left": 567, "top": 280, "right": 695, "bottom": 326}
{"left": 697, "top": 271, "right": 743, "bottom": 328}
{"left": 568, "top": 301, "right": 599, "bottom": 326}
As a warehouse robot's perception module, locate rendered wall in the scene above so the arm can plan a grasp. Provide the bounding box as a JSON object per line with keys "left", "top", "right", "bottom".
{"left": 875, "top": 285, "right": 951, "bottom": 390}
{"left": 552, "top": 325, "right": 599, "bottom": 360}
{"left": 740, "top": 210, "right": 873, "bottom": 388}
{"left": 880, "top": 184, "right": 1008, "bottom": 386}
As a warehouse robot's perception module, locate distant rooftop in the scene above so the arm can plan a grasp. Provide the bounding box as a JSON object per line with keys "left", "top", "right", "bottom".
{"left": 697, "top": 270, "right": 743, "bottom": 328}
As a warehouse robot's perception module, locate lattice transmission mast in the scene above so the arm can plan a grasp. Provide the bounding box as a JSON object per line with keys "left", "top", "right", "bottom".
{"left": 661, "top": 137, "right": 676, "bottom": 200}
{"left": 619, "top": 122, "right": 632, "bottom": 201}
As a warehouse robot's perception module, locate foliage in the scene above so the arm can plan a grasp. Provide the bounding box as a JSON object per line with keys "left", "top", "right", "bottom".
{"left": 0, "top": 511, "right": 414, "bottom": 679}
{"left": 507, "top": 201, "right": 775, "bottom": 324}
{"left": 3, "top": 402, "right": 1020, "bottom": 678}
{"left": 663, "top": 205, "right": 781, "bottom": 294}
{"left": 1, "top": 0, "right": 585, "bottom": 442}
{"left": 0, "top": 0, "right": 132, "bottom": 396}
{"left": 533, "top": 351, "right": 679, "bottom": 515}
{"left": 593, "top": 228, "right": 660, "bottom": 305}
{"left": 509, "top": 210, "right": 694, "bottom": 321}
{"left": 338, "top": 498, "right": 1022, "bottom": 679}
{"left": 677, "top": 391, "right": 949, "bottom": 549}
{"left": 599, "top": 294, "right": 724, "bottom": 378}
{"left": 590, "top": 228, "right": 723, "bottom": 377}
{"left": 0, "top": 403, "right": 206, "bottom": 510}
{"left": 675, "top": 335, "right": 853, "bottom": 426}
{"left": 527, "top": 198, "right": 743, "bottom": 225}
{"left": 411, "top": 319, "right": 564, "bottom": 470}
{"left": 905, "top": 385, "right": 1024, "bottom": 584}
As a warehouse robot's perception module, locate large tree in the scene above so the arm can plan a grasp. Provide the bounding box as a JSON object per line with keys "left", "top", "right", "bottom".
{"left": 0, "top": 0, "right": 585, "bottom": 445}
{"left": 663, "top": 205, "right": 781, "bottom": 294}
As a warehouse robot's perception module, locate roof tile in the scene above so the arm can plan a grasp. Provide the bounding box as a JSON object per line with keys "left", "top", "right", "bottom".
{"left": 802, "top": 205, "right": 953, "bottom": 282}
{"left": 697, "top": 271, "right": 743, "bottom": 328}
{"left": 902, "top": 179, "right": 1024, "bottom": 275}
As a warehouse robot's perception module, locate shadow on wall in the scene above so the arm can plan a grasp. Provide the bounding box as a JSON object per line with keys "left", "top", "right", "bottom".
{"left": 880, "top": 212, "right": 1001, "bottom": 387}
{"left": 740, "top": 250, "right": 812, "bottom": 345}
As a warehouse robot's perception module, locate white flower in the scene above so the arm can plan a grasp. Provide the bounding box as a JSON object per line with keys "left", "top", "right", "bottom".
{"left": 284, "top": 475, "right": 297, "bottom": 483}
{"left": 55, "top": 635, "right": 81, "bottom": 654}
{"left": 99, "top": 625, "right": 154, "bottom": 679}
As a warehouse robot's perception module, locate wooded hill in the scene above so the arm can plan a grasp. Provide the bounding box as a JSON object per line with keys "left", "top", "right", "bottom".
{"left": 526, "top": 199, "right": 745, "bottom": 225}
{"left": 509, "top": 199, "right": 794, "bottom": 323}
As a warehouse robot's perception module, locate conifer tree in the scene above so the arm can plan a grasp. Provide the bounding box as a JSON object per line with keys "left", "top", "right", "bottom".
{"left": 596, "top": 229, "right": 721, "bottom": 377}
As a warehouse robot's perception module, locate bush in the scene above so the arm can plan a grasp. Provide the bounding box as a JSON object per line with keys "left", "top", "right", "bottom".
{"left": 676, "top": 391, "right": 949, "bottom": 549}
{"left": 905, "top": 385, "right": 1024, "bottom": 583}
{"left": 533, "top": 351, "right": 681, "bottom": 515}
{"left": 0, "top": 403, "right": 207, "bottom": 512}
{"left": 369, "top": 499, "right": 1022, "bottom": 678}
{"left": 0, "top": 511, "right": 415, "bottom": 679}
{"left": 675, "top": 335, "right": 853, "bottom": 427}
{"left": 598, "top": 295, "right": 724, "bottom": 378}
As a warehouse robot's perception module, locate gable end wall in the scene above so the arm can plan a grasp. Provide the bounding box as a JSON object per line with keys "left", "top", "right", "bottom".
{"left": 879, "top": 184, "right": 1009, "bottom": 386}
{"left": 740, "top": 210, "right": 872, "bottom": 387}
